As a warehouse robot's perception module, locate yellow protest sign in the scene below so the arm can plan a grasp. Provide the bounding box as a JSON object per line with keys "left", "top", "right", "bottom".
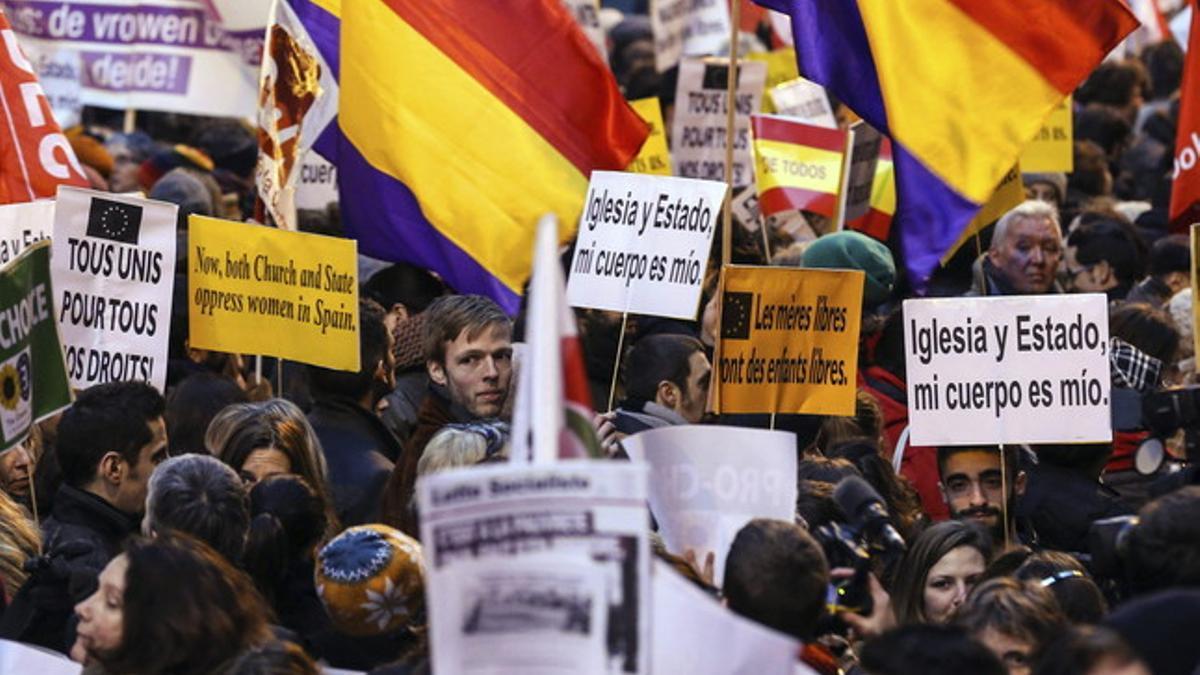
{"left": 747, "top": 49, "right": 800, "bottom": 113}
{"left": 714, "top": 266, "right": 864, "bottom": 415}
{"left": 627, "top": 97, "right": 672, "bottom": 176}
{"left": 188, "top": 216, "right": 360, "bottom": 371}
{"left": 942, "top": 163, "right": 1024, "bottom": 264}
{"left": 1020, "top": 96, "right": 1073, "bottom": 173}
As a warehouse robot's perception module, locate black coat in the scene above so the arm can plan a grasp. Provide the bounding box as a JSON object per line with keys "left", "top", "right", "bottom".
{"left": 308, "top": 397, "right": 401, "bottom": 526}
{"left": 0, "top": 485, "right": 139, "bottom": 653}
{"left": 1018, "top": 463, "right": 1133, "bottom": 553}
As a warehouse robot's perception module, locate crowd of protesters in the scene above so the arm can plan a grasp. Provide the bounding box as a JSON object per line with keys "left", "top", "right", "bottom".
{"left": 0, "top": 3, "right": 1196, "bottom": 675}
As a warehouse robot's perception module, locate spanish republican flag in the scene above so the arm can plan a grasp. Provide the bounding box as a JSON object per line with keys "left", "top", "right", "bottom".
{"left": 757, "top": 0, "right": 1137, "bottom": 290}
{"left": 751, "top": 114, "right": 846, "bottom": 218}
{"left": 338, "top": 1, "right": 649, "bottom": 312}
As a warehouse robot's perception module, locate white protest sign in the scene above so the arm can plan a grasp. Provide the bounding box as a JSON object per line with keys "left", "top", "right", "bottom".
{"left": 768, "top": 78, "right": 837, "bottom": 129}
{"left": 52, "top": 186, "right": 176, "bottom": 392}
{"left": 32, "top": 47, "right": 82, "bottom": 128}
{"left": 650, "top": 0, "right": 731, "bottom": 72}
{"left": 836, "top": 121, "right": 883, "bottom": 227}
{"left": 730, "top": 186, "right": 762, "bottom": 232}
{"left": 2, "top": 0, "right": 269, "bottom": 118}
{"left": 651, "top": 560, "right": 799, "bottom": 675}
{"left": 622, "top": 425, "right": 797, "bottom": 585}
{"left": 419, "top": 461, "right": 650, "bottom": 675}
{"left": 567, "top": 171, "right": 725, "bottom": 319}
{"left": 0, "top": 639, "right": 80, "bottom": 674}
{"left": 295, "top": 152, "right": 338, "bottom": 211}
{"left": 904, "top": 295, "right": 1112, "bottom": 446}
{"left": 672, "top": 57, "right": 767, "bottom": 187}
{"left": 0, "top": 200, "right": 52, "bottom": 266}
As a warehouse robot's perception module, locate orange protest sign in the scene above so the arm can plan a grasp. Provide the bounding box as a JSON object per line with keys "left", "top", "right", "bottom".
{"left": 713, "top": 266, "right": 863, "bottom": 415}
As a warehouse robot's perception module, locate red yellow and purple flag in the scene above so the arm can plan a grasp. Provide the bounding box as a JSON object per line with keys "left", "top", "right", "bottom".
{"left": 337, "top": 0, "right": 648, "bottom": 312}
{"left": 756, "top": 0, "right": 1138, "bottom": 289}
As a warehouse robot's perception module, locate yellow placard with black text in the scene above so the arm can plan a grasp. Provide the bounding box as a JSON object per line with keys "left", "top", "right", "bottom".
{"left": 747, "top": 49, "right": 800, "bottom": 113}
{"left": 1019, "top": 96, "right": 1073, "bottom": 173}
{"left": 714, "top": 266, "right": 863, "bottom": 415}
{"left": 627, "top": 97, "right": 672, "bottom": 176}
{"left": 941, "top": 163, "right": 1024, "bottom": 264}
{"left": 188, "top": 215, "right": 360, "bottom": 371}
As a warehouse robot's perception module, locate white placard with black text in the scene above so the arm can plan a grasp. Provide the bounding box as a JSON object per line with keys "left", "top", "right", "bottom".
{"left": 904, "top": 295, "right": 1112, "bottom": 446}
{"left": 671, "top": 58, "right": 767, "bottom": 188}
{"left": 52, "top": 186, "right": 177, "bottom": 392}
{"left": 566, "top": 171, "right": 725, "bottom": 319}
{"left": 0, "top": 201, "right": 54, "bottom": 267}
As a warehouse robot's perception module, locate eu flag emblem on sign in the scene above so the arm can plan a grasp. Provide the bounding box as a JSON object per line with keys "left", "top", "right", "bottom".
{"left": 721, "top": 291, "right": 754, "bottom": 340}
{"left": 86, "top": 198, "right": 143, "bottom": 245}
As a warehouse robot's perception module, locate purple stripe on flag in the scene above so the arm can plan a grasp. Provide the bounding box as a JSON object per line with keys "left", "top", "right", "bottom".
{"left": 287, "top": 0, "right": 339, "bottom": 78}
{"left": 336, "top": 138, "right": 520, "bottom": 314}
{"left": 892, "top": 145, "right": 982, "bottom": 291}
{"left": 760, "top": 0, "right": 889, "bottom": 132}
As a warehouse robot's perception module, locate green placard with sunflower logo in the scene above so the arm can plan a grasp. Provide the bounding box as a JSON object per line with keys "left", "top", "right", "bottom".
{"left": 0, "top": 241, "right": 70, "bottom": 451}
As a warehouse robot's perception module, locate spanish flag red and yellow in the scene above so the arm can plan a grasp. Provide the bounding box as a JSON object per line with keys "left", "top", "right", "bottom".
{"left": 751, "top": 114, "right": 847, "bottom": 219}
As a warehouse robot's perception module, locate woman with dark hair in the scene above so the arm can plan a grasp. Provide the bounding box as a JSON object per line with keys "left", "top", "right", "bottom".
{"left": 957, "top": 577, "right": 1068, "bottom": 675}
{"left": 71, "top": 533, "right": 273, "bottom": 674}
{"left": 890, "top": 521, "right": 993, "bottom": 625}
{"left": 243, "top": 475, "right": 331, "bottom": 658}
{"left": 1013, "top": 551, "right": 1107, "bottom": 624}
{"left": 164, "top": 371, "right": 248, "bottom": 456}
{"left": 208, "top": 399, "right": 339, "bottom": 537}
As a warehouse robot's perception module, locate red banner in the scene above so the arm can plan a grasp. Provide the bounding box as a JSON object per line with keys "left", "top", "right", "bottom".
{"left": 1170, "top": 1, "right": 1200, "bottom": 231}
{"left": 0, "top": 11, "right": 87, "bottom": 204}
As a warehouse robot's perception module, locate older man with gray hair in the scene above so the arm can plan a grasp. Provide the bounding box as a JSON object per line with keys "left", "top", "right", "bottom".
{"left": 143, "top": 454, "right": 249, "bottom": 564}
{"left": 970, "top": 200, "right": 1064, "bottom": 296}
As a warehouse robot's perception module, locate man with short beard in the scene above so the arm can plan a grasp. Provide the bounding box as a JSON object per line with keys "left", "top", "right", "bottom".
{"left": 937, "top": 446, "right": 1028, "bottom": 547}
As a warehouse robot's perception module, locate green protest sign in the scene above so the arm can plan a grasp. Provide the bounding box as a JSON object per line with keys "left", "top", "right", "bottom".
{"left": 0, "top": 241, "right": 71, "bottom": 451}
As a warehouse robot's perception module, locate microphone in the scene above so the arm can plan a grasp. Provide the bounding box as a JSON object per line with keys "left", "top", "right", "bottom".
{"left": 833, "top": 476, "right": 907, "bottom": 557}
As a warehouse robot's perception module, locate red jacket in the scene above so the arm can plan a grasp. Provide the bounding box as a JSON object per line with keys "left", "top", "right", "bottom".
{"left": 858, "top": 366, "right": 949, "bottom": 521}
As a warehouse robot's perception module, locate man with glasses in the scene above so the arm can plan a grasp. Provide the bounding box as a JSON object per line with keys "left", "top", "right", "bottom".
{"left": 937, "top": 445, "right": 1028, "bottom": 546}
{"left": 970, "top": 201, "right": 1064, "bottom": 296}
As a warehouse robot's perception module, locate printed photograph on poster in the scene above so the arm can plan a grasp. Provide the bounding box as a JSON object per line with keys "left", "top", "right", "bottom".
{"left": 419, "top": 461, "right": 650, "bottom": 675}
